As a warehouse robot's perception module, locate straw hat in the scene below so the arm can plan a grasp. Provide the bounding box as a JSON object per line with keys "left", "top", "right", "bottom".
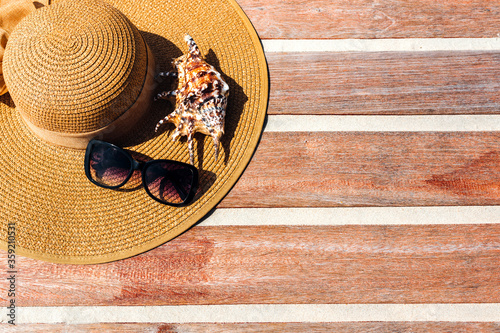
{"left": 0, "top": 0, "right": 268, "bottom": 263}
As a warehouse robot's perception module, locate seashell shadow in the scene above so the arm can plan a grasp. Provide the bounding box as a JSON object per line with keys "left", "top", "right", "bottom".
{"left": 201, "top": 48, "right": 248, "bottom": 167}
{"left": 136, "top": 31, "right": 248, "bottom": 169}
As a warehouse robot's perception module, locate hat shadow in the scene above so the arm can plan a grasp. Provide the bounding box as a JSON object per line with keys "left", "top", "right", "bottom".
{"left": 115, "top": 31, "right": 183, "bottom": 148}
{"left": 141, "top": 31, "right": 184, "bottom": 71}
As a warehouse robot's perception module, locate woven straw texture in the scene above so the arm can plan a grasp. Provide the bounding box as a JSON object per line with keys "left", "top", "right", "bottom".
{"left": 4, "top": 0, "right": 148, "bottom": 133}
{"left": 0, "top": 0, "right": 268, "bottom": 263}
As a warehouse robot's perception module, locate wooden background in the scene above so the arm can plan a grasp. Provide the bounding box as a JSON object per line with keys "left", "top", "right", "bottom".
{"left": 2, "top": 0, "right": 500, "bottom": 331}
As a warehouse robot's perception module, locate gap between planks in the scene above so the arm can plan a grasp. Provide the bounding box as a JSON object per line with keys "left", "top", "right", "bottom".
{"left": 7, "top": 322, "right": 500, "bottom": 332}
{"left": 201, "top": 206, "right": 500, "bottom": 226}
{"left": 264, "top": 115, "right": 500, "bottom": 132}
{"left": 9, "top": 304, "right": 500, "bottom": 324}
{"left": 262, "top": 38, "right": 500, "bottom": 53}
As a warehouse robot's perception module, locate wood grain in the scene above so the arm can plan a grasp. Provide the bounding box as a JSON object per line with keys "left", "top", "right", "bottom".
{"left": 266, "top": 51, "right": 500, "bottom": 115}
{"left": 6, "top": 322, "right": 500, "bottom": 333}
{"left": 1, "top": 224, "right": 499, "bottom": 306}
{"left": 0, "top": 0, "right": 497, "bottom": 327}
{"left": 220, "top": 132, "right": 500, "bottom": 208}
{"left": 237, "top": 0, "right": 500, "bottom": 39}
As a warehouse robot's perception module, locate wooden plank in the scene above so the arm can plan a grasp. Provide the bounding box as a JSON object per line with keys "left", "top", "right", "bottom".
{"left": 237, "top": 0, "right": 500, "bottom": 39}
{"left": 266, "top": 51, "right": 500, "bottom": 116}
{"left": 6, "top": 322, "right": 500, "bottom": 332}
{"left": 1, "top": 224, "right": 499, "bottom": 306}
{"left": 220, "top": 132, "right": 500, "bottom": 208}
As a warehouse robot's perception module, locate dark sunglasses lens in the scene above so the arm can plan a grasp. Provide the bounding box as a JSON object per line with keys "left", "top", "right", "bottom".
{"left": 88, "top": 143, "right": 132, "bottom": 187}
{"left": 144, "top": 161, "right": 196, "bottom": 205}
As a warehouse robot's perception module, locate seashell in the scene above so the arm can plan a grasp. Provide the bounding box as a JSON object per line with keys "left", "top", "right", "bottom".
{"left": 155, "top": 34, "right": 229, "bottom": 165}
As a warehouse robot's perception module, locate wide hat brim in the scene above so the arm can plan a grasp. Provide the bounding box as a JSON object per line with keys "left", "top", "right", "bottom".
{"left": 0, "top": 0, "right": 268, "bottom": 263}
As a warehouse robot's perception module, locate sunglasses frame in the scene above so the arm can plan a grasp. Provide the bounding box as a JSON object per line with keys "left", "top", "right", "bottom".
{"left": 84, "top": 139, "right": 199, "bottom": 206}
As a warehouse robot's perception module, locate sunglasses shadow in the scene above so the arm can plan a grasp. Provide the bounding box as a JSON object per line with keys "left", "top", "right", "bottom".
{"left": 192, "top": 166, "right": 217, "bottom": 203}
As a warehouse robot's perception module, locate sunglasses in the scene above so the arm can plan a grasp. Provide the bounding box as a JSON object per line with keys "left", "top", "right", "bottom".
{"left": 84, "top": 139, "right": 198, "bottom": 206}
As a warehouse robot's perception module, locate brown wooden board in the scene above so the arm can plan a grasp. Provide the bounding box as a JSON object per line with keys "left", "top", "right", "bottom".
{"left": 267, "top": 52, "right": 500, "bottom": 115}
{"left": 237, "top": 0, "right": 500, "bottom": 39}
{"left": 1, "top": 224, "right": 499, "bottom": 306}
{"left": 220, "top": 132, "right": 500, "bottom": 208}
{"left": 5, "top": 322, "right": 500, "bottom": 333}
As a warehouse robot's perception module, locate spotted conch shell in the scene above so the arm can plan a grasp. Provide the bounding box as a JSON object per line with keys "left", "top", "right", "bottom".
{"left": 154, "top": 34, "right": 229, "bottom": 165}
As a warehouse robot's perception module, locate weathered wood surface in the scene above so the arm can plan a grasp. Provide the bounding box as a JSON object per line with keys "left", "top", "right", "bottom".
{"left": 1, "top": 224, "right": 499, "bottom": 306}
{"left": 6, "top": 322, "right": 500, "bottom": 333}
{"left": 220, "top": 132, "right": 500, "bottom": 208}
{"left": 267, "top": 51, "right": 500, "bottom": 115}
{"left": 1, "top": 0, "right": 499, "bottom": 329}
{"left": 237, "top": 0, "right": 500, "bottom": 39}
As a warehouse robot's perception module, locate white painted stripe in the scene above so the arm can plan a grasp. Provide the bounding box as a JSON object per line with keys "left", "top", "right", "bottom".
{"left": 262, "top": 38, "right": 500, "bottom": 53}
{"left": 264, "top": 115, "right": 500, "bottom": 132}
{"left": 201, "top": 207, "right": 500, "bottom": 226}
{"left": 11, "top": 304, "right": 500, "bottom": 324}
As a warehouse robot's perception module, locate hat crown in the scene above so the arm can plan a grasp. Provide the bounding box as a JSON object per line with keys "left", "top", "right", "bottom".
{"left": 3, "top": 0, "right": 148, "bottom": 134}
